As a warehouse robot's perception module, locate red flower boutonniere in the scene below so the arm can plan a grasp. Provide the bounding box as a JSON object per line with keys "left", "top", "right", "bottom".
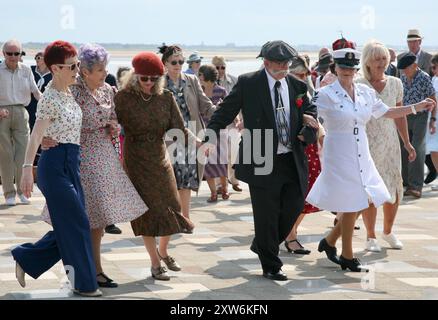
{"left": 295, "top": 94, "right": 305, "bottom": 108}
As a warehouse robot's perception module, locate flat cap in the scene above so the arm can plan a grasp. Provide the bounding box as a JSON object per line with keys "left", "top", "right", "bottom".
{"left": 397, "top": 52, "right": 417, "bottom": 69}
{"left": 257, "top": 40, "right": 298, "bottom": 62}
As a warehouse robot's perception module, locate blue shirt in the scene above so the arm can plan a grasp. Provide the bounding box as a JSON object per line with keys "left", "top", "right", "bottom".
{"left": 184, "top": 68, "right": 195, "bottom": 75}
{"left": 401, "top": 69, "right": 435, "bottom": 106}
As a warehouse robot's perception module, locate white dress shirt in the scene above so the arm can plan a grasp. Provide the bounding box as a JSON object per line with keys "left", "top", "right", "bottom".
{"left": 265, "top": 69, "right": 292, "bottom": 154}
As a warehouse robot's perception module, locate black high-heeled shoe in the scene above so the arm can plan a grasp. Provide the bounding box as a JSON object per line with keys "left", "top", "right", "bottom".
{"left": 339, "top": 256, "right": 369, "bottom": 272}
{"left": 285, "top": 240, "right": 311, "bottom": 255}
{"left": 97, "top": 272, "right": 118, "bottom": 288}
{"left": 318, "top": 238, "right": 340, "bottom": 265}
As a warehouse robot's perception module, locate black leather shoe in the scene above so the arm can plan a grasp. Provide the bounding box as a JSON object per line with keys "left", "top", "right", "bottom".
{"left": 263, "top": 269, "right": 288, "bottom": 281}
{"left": 339, "top": 256, "right": 369, "bottom": 273}
{"left": 105, "top": 224, "right": 122, "bottom": 235}
{"left": 97, "top": 272, "right": 118, "bottom": 288}
{"left": 425, "top": 171, "right": 437, "bottom": 184}
{"left": 285, "top": 240, "right": 311, "bottom": 255}
{"left": 318, "top": 238, "right": 340, "bottom": 265}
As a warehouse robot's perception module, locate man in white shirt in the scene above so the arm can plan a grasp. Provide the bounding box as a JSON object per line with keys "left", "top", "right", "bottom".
{"left": 0, "top": 39, "right": 42, "bottom": 206}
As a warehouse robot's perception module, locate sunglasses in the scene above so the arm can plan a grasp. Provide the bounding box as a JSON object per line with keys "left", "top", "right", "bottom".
{"left": 5, "top": 52, "right": 21, "bottom": 57}
{"left": 138, "top": 75, "right": 160, "bottom": 83}
{"left": 56, "top": 61, "right": 81, "bottom": 71}
{"left": 169, "top": 60, "right": 185, "bottom": 66}
{"left": 216, "top": 66, "right": 226, "bottom": 70}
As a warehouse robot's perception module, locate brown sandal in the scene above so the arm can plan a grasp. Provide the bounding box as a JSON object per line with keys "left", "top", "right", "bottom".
{"left": 221, "top": 190, "right": 230, "bottom": 200}
{"left": 207, "top": 193, "right": 218, "bottom": 203}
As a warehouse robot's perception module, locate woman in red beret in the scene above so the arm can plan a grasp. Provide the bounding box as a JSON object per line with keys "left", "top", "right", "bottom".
{"left": 114, "top": 52, "right": 195, "bottom": 281}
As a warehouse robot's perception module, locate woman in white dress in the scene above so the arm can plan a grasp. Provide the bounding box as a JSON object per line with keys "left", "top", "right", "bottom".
{"left": 307, "top": 48, "right": 436, "bottom": 272}
{"left": 426, "top": 54, "right": 438, "bottom": 179}
{"left": 357, "top": 41, "right": 416, "bottom": 252}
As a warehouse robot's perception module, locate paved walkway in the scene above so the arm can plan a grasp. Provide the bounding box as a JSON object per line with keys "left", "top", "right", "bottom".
{"left": 1, "top": 182, "right": 438, "bottom": 300}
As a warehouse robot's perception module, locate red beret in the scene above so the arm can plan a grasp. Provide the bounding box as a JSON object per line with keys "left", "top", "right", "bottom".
{"left": 132, "top": 52, "right": 164, "bottom": 76}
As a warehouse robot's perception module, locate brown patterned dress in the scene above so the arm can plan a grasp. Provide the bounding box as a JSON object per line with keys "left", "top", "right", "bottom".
{"left": 114, "top": 88, "right": 192, "bottom": 236}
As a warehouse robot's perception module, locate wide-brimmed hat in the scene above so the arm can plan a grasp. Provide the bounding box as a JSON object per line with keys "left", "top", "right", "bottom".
{"left": 333, "top": 48, "right": 361, "bottom": 69}
{"left": 315, "top": 53, "right": 334, "bottom": 72}
{"left": 407, "top": 29, "right": 423, "bottom": 41}
{"left": 289, "top": 55, "right": 311, "bottom": 74}
{"left": 187, "top": 52, "right": 203, "bottom": 63}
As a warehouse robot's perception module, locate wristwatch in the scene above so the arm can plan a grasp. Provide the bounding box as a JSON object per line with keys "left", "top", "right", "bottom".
{"left": 431, "top": 116, "right": 437, "bottom": 122}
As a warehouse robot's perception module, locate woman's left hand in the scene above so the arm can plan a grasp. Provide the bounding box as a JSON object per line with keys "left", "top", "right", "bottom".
{"left": 105, "top": 120, "right": 121, "bottom": 137}
{"left": 404, "top": 142, "right": 417, "bottom": 162}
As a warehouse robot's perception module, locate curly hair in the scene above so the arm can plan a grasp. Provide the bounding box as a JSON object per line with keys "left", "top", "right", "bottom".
{"left": 78, "top": 43, "right": 109, "bottom": 71}
{"left": 158, "top": 43, "right": 183, "bottom": 63}
{"left": 119, "top": 69, "right": 164, "bottom": 96}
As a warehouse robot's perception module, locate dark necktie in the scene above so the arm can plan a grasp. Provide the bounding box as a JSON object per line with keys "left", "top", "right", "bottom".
{"left": 274, "top": 81, "right": 290, "bottom": 148}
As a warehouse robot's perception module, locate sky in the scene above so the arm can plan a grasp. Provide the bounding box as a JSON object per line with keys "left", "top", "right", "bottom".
{"left": 1, "top": 0, "right": 438, "bottom": 47}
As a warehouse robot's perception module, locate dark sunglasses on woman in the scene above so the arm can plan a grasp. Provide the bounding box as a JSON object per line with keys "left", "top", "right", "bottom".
{"left": 216, "top": 66, "right": 226, "bottom": 70}
{"left": 139, "top": 75, "right": 160, "bottom": 82}
{"left": 170, "top": 60, "right": 184, "bottom": 66}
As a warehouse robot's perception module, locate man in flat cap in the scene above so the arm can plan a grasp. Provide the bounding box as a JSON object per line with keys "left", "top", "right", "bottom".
{"left": 205, "top": 40, "right": 318, "bottom": 281}
{"left": 398, "top": 29, "right": 436, "bottom": 185}
{"left": 398, "top": 52, "right": 437, "bottom": 198}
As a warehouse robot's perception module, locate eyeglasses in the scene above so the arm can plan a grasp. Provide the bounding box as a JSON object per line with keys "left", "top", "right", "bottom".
{"left": 56, "top": 61, "right": 81, "bottom": 71}
{"left": 35, "top": 56, "right": 43, "bottom": 61}
{"left": 5, "top": 52, "right": 21, "bottom": 57}
{"left": 216, "top": 66, "right": 226, "bottom": 70}
{"left": 138, "top": 75, "right": 160, "bottom": 83}
{"left": 169, "top": 60, "right": 185, "bottom": 66}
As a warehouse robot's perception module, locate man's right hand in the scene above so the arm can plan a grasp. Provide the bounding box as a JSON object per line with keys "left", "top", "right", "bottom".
{"left": 0, "top": 109, "right": 9, "bottom": 119}
{"left": 41, "top": 137, "right": 59, "bottom": 150}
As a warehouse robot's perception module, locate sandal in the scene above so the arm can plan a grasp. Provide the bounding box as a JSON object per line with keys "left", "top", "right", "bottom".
{"left": 284, "top": 239, "right": 311, "bottom": 255}
{"left": 207, "top": 193, "right": 218, "bottom": 203}
{"left": 97, "top": 272, "right": 118, "bottom": 288}
{"left": 221, "top": 190, "right": 230, "bottom": 200}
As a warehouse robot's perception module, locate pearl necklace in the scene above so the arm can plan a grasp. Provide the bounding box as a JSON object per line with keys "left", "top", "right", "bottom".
{"left": 140, "top": 91, "right": 152, "bottom": 102}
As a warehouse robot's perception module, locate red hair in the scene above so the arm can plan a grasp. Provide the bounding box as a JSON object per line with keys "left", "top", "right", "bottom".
{"left": 44, "top": 40, "right": 77, "bottom": 72}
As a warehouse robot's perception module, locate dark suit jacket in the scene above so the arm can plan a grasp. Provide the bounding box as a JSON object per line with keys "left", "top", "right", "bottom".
{"left": 207, "top": 69, "right": 317, "bottom": 194}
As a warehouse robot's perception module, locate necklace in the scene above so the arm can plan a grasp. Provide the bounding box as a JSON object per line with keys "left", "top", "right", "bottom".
{"left": 140, "top": 91, "right": 152, "bottom": 102}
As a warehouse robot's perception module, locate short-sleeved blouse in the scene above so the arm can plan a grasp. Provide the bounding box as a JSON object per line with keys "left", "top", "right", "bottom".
{"left": 36, "top": 82, "right": 82, "bottom": 145}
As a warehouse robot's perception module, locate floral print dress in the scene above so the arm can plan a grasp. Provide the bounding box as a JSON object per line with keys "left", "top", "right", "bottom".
{"left": 166, "top": 76, "right": 199, "bottom": 191}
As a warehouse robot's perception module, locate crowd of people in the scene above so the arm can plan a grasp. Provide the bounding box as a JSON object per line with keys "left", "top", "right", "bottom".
{"left": 0, "top": 28, "right": 437, "bottom": 295}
